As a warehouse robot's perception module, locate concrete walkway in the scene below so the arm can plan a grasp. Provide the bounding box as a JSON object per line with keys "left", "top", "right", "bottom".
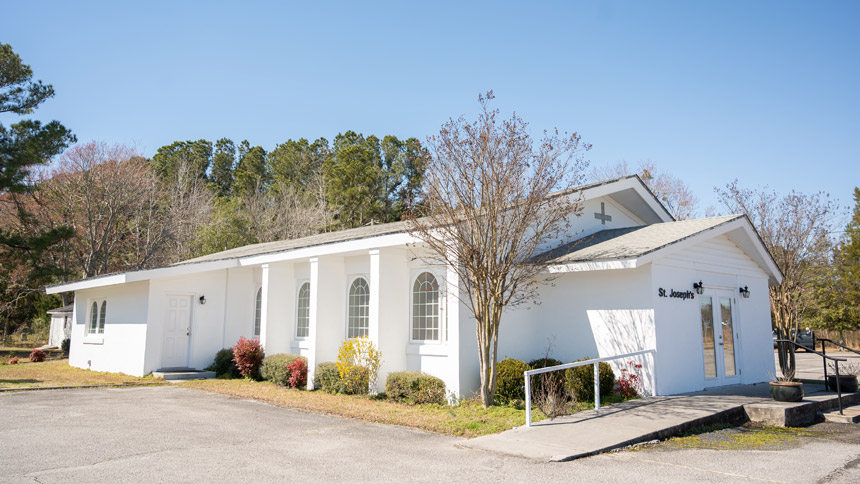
{"left": 462, "top": 383, "right": 856, "bottom": 462}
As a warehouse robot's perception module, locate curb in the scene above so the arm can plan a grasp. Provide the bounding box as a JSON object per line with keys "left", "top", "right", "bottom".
{"left": 0, "top": 382, "right": 164, "bottom": 393}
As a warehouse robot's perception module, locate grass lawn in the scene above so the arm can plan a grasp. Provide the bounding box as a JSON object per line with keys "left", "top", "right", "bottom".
{"left": 182, "top": 378, "right": 544, "bottom": 438}
{"left": 0, "top": 359, "right": 162, "bottom": 390}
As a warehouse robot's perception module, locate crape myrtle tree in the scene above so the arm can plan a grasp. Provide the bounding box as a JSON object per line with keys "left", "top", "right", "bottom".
{"left": 715, "top": 181, "right": 836, "bottom": 375}
{"left": 406, "top": 92, "right": 590, "bottom": 407}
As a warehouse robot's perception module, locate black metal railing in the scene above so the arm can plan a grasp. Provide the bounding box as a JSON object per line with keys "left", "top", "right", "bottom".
{"left": 775, "top": 339, "right": 847, "bottom": 415}
{"left": 819, "top": 338, "right": 860, "bottom": 392}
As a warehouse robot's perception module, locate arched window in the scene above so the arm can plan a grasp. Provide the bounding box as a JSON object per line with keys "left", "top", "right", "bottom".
{"left": 296, "top": 282, "right": 310, "bottom": 338}
{"left": 89, "top": 301, "right": 98, "bottom": 334}
{"left": 347, "top": 277, "right": 369, "bottom": 338}
{"left": 254, "top": 287, "right": 262, "bottom": 337}
{"left": 412, "top": 272, "right": 440, "bottom": 341}
{"left": 99, "top": 301, "right": 107, "bottom": 334}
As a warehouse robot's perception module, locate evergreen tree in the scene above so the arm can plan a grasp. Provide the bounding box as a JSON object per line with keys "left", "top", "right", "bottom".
{"left": 0, "top": 43, "right": 75, "bottom": 338}
{"left": 233, "top": 140, "right": 268, "bottom": 196}
{"left": 150, "top": 139, "right": 212, "bottom": 181}
{"left": 267, "top": 137, "right": 329, "bottom": 193}
{"left": 210, "top": 138, "right": 236, "bottom": 196}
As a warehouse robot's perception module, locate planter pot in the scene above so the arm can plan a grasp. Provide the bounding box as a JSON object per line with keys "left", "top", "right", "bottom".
{"left": 770, "top": 382, "right": 804, "bottom": 402}
{"left": 826, "top": 375, "right": 859, "bottom": 393}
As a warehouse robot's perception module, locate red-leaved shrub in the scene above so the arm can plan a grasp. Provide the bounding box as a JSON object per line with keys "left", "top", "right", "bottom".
{"left": 29, "top": 349, "right": 47, "bottom": 362}
{"left": 232, "top": 337, "right": 264, "bottom": 379}
{"left": 615, "top": 360, "right": 644, "bottom": 399}
{"left": 8, "top": 357, "right": 19, "bottom": 365}
{"left": 287, "top": 358, "right": 308, "bottom": 389}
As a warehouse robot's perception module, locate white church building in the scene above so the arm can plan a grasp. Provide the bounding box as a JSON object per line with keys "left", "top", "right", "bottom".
{"left": 46, "top": 176, "right": 781, "bottom": 397}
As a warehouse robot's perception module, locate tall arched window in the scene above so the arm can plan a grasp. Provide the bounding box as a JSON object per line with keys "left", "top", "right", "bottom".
{"left": 347, "top": 277, "right": 369, "bottom": 338}
{"left": 296, "top": 282, "right": 310, "bottom": 338}
{"left": 99, "top": 301, "right": 107, "bottom": 334}
{"left": 254, "top": 287, "right": 262, "bottom": 337}
{"left": 412, "top": 272, "right": 440, "bottom": 341}
{"left": 89, "top": 301, "right": 98, "bottom": 334}
{"left": 88, "top": 300, "right": 107, "bottom": 335}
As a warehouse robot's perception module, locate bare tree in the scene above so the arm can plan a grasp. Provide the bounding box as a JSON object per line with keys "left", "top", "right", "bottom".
{"left": 406, "top": 92, "right": 590, "bottom": 407}
{"left": 36, "top": 142, "right": 177, "bottom": 277}
{"left": 715, "top": 180, "right": 836, "bottom": 342}
{"left": 591, "top": 161, "right": 697, "bottom": 220}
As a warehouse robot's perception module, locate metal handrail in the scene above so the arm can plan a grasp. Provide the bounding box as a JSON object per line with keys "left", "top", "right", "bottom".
{"left": 523, "top": 349, "right": 656, "bottom": 427}
{"left": 775, "top": 339, "right": 847, "bottom": 415}
{"left": 818, "top": 338, "right": 860, "bottom": 396}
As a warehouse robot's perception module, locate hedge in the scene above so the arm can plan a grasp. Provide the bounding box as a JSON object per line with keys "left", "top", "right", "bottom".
{"left": 260, "top": 354, "right": 306, "bottom": 387}
{"left": 386, "top": 372, "right": 447, "bottom": 405}
{"left": 314, "top": 362, "right": 347, "bottom": 394}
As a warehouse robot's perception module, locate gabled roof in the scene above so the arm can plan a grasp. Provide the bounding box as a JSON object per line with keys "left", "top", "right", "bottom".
{"left": 45, "top": 175, "right": 678, "bottom": 294}
{"left": 538, "top": 215, "right": 742, "bottom": 263}
{"left": 47, "top": 304, "right": 74, "bottom": 314}
{"left": 180, "top": 175, "right": 673, "bottom": 266}
{"left": 540, "top": 214, "right": 783, "bottom": 285}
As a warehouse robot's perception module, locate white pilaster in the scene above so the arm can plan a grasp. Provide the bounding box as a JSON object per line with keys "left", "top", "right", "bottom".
{"left": 369, "top": 249, "right": 381, "bottom": 346}
{"left": 259, "top": 264, "right": 270, "bottom": 349}
{"left": 306, "top": 257, "right": 319, "bottom": 390}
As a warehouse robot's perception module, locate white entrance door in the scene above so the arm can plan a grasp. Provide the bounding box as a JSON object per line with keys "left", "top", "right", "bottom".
{"left": 699, "top": 291, "right": 741, "bottom": 386}
{"left": 162, "top": 295, "right": 191, "bottom": 369}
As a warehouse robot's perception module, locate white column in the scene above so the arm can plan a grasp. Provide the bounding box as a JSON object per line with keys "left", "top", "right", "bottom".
{"left": 369, "top": 249, "right": 381, "bottom": 347}
{"left": 259, "top": 264, "right": 270, "bottom": 349}
{"left": 306, "top": 257, "right": 320, "bottom": 390}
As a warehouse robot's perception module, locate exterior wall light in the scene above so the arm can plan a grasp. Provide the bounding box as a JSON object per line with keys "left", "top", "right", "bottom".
{"left": 739, "top": 286, "right": 750, "bottom": 298}
{"left": 199, "top": 295, "right": 206, "bottom": 305}
{"left": 693, "top": 281, "right": 704, "bottom": 295}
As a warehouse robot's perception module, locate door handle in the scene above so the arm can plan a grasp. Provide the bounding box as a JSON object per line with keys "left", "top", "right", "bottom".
{"left": 186, "top": 327, "right": 190, "bottom": 336}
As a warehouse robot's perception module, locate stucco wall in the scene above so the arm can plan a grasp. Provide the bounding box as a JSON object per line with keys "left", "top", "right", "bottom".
{"left": 650, "top": 233, "right": 774, "bottom": 395}
{"left": 70, "top": 281, "right": 150, "bottom": 376}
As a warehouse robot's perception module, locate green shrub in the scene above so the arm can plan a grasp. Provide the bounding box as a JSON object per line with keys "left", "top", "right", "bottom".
{"left": 208, "top": 348, "right": 241, "bottom": 378}
{"left": 260, "top": 354, "right": 306, "bottom": 386}
{"left": 314, "top": 362, "right": 347, "bottom": 394}
{"left": 564, "top": 358, "right": 615, "bottom": 402}
{"left": 60, "top": 338, "right": 71, "bottom": 356}
{"left": 386, "top": 372, "right": 447, "bottom": 405}
{"left": 495, "top": 357, "right": 531, "bottom": 405}
{"left": 527, "top": 357, "right": 564, "bottom": 399}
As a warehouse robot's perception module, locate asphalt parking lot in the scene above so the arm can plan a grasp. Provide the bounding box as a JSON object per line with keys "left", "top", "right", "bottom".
{"left": 1, "top": 386, "right": 859, "bottom": 483}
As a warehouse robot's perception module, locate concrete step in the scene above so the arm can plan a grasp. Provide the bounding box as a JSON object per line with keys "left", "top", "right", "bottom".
{"left": 152, "top": 370, "right": 216, "bottom": 381}
{"left": 823, "top": 405, "right": 860, "bottom": 424}
{"left": 743, "top": 387, "right": 860, "bottom": 427}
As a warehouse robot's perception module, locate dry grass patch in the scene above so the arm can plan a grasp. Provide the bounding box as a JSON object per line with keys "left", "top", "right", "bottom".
{"left": 181, "top": 378, "right": 540, "bottom": 438}
{"left": 0, "top": 359, "right": 162, "bottom": 389}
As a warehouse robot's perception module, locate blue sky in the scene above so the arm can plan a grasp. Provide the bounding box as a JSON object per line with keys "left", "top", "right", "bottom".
{"left": 3, "top": 1, "right": 859, "bottom": 216}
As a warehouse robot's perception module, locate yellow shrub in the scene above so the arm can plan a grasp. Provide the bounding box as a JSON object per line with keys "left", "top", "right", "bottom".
{"left": 336, "top": 337, "right": 383, "bottom": 394}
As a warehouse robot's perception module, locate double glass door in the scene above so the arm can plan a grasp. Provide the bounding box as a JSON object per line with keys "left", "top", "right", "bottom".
{"left": 699, "top": 292, "right": 740, "bottom": 385}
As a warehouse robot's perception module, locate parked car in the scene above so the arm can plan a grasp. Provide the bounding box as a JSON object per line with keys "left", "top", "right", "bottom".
{"left": 773, "top": 328, "right": 815, "bottom": 351}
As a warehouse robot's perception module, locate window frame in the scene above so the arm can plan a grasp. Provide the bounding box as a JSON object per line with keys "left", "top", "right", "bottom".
{"left": 253, "top": 286, "right": 262, "bottom": 338}
{"left": 345, "top": 275, "right": 370, "bottom": 339}
{"left": 409, "top": 270, "right": 446, "bottom": 344}
{"left": 295, "top": 280, "right": 311, "bottom": 339}
{"left": 87, "top": 297, "right": 107, "bottom": 335}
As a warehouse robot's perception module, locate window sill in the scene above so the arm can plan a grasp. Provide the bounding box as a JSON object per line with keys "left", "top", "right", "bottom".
{"left": 82, "top": 336, "right": 104, "bottom": 345}
{"left": 291, "top": 339, "right": 311, "bottom": 349}
{"left": 406, "top": 343, "right": 448, "bottom": 356}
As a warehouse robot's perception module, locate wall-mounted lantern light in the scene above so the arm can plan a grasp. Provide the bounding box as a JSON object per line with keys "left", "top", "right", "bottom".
{"left": 199, "top": 295, "right": 206, "bottom": 305}
{"left": 739, "top": 286, "right": 750, "bottom": 299}
{"left": 693, "top": 281, "right": 704, "bottom": 295}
